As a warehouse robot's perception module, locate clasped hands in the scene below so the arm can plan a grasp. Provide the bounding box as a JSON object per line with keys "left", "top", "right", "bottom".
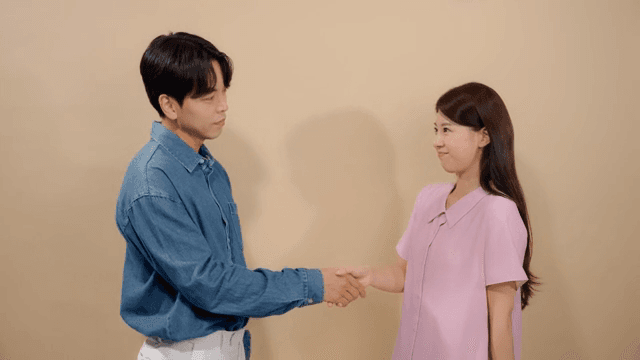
{"left": 321, "top": 266, "right": 372, "bottom": 308}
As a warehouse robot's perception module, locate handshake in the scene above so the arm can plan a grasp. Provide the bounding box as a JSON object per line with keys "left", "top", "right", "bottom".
{"left": 320, "top": 266, "right": 372, "bottom": 308}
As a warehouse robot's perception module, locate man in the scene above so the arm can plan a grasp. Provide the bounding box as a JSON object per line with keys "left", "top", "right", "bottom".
{"left": 115, "top": 32, "right": 366, "bottom": 360}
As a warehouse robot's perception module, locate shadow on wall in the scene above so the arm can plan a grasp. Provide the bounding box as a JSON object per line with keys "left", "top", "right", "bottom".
{"left": 515, "top": 155, "right": 584, "bottom": 360}
{"left": 209, "top": 129, "right": 266, "bottom": 225}
{"left": 208, "top": 129, "right": 274, "bottom": 359}
{"left": 283, "top": 109, "right": 405, "bottom": 360}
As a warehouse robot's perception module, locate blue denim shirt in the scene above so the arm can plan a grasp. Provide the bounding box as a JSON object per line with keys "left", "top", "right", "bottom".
{"left": 115, "top": 121, "right": 324, "bottom": 356}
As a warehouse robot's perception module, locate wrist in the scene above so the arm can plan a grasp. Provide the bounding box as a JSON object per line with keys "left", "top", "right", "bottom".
{"left": 366, "top": 266, "right": 376, "bottom": 288}
{"left": 306, "top": 268, "right": 325, "bottom": 304}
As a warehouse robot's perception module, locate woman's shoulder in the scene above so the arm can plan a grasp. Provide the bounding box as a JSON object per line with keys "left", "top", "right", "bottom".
{"left": 416, "top": 182, "right": 454, "bottom": 202}
{"left": 419, "top": 182, "right": 454, "bottom": 195}
{"left": 479, "top": 192, "right": 521, "bottom": 223}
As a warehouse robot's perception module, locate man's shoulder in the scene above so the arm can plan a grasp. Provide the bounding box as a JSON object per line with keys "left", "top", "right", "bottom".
{"left": 116, "top": 141, "right": 179, "bottom": 213}
{"left": 122, "top": 141, "right": 165, "bottom": 186}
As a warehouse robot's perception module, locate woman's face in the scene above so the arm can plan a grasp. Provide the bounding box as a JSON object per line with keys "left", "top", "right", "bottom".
{"left": 433, "top": 111, "right": 489, "bottom": 176}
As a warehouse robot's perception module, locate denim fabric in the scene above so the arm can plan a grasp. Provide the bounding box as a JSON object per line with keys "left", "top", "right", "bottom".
{"left": 243, "top": 329, "right": 251, "bottom": 360}
{"left": 115, "top": 121, "right": 324, "bottom": 352}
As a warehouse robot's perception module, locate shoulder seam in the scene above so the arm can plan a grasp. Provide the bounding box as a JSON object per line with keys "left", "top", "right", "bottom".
{"left": 123, "top": 194, "right": 181, "bottom": 219}
{"left": 480, "top": 195, "right": 519, "bottom": 222}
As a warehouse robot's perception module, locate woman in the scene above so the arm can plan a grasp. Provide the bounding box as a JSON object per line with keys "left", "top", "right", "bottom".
{"left": 331, "top": 82, "right": 540, "bottom": 359}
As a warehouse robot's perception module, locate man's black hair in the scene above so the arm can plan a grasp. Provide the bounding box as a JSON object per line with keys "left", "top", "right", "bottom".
{"left": 140, "top": 32, "right": 233, "bottom": 117}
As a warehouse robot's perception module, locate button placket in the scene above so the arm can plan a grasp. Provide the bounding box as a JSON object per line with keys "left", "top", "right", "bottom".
{"left": 205, "top": 170, "right": 233, "bottom": 264}
{"left": 409, "top": 213, "right": 447, "bottom": 358}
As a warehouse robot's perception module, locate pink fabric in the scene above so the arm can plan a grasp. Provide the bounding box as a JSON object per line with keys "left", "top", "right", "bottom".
{"left": 394, "top": 183, "right": 528, "bottom": 360}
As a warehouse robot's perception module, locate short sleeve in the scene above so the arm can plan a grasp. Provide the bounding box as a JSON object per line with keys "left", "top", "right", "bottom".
{"left": 483, "top": 199, "right": 529, "bottom": 289}
{"left": 396, "top": 185, "right": 431, "bottom": 260}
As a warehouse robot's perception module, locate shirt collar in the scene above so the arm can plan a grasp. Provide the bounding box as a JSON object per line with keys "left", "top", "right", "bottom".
{"left": 150, "top": 121, "right": 215, "bottom": 173}
{"left": 427, "top": 183, "right": 489, "bottom": 228}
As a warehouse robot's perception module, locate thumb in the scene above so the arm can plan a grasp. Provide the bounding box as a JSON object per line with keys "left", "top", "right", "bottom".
{"left": 335, "top": 268, "right": 346, "bottom": 276}
{"left": 344, "top": 266, "right": 368, "bottom": 277}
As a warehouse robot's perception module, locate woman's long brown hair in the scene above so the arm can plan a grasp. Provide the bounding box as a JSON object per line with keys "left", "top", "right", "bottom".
{"left": 436, "top": 82, "right": 540, "bottom": 310}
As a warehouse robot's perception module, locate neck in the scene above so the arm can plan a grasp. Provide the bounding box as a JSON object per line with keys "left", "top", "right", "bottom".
{"left": 453, "top": 161, "right": 481, "bottom": 195}
{"left": 161, "top": 118, "right": 203, "bottom": 152}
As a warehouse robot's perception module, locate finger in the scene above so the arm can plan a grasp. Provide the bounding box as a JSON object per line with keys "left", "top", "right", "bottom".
{"left": 345, "top": 274, "right": 367, "bottom": 298}
{"left": 345, "top": 274, "right": 365, "bottom": 297}
{"left": 341, "top": 286, "right": 357, "bottom": 302}
{"left": 336, "top": 266, "right": 359, "bottom": 276}
{"left": 338, "top": 296, "right": 350, "bottom": 308}
{"left": 346, "top": 284, "right": 360, "bottom": 300}
{"left": 327, "top": 302, "right": 333, "bottom": 308}
{"left": 345, "top": 267, "right": 366, "bottom": 277}
{"left": 342, "top": 282, "right": 357, "bottom": 301}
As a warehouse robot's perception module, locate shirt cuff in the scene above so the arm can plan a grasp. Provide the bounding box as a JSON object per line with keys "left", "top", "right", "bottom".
{"left": 300, "top": 268, "right": 324, "bottom": 306}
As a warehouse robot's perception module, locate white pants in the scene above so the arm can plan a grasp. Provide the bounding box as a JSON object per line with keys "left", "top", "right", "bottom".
{"left": 138, "top": 329, "right": 246, "bottom": 360}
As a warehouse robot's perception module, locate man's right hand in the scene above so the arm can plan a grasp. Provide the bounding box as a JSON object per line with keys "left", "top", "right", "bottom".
{"left": 320, "top": 267, "right": 367, "bottom": 307}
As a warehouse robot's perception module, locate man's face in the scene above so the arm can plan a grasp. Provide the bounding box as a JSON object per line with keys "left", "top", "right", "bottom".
{"left": 173, "top": 60, "right": 228, "bottom": 146}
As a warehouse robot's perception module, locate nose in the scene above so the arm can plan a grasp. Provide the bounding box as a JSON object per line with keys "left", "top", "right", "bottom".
{"left": 218, "top": 91, "right": 229, "bottom": 112}
{"left": 433, "top": 133, "right": 444, "bottom": 149}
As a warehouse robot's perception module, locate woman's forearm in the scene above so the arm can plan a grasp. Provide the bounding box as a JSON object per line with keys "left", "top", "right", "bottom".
{"left": 370, "top": 264, "right": 405, "bottom": 293}
{"left": 489, "top": 316, "right": 514, "bottom": 360}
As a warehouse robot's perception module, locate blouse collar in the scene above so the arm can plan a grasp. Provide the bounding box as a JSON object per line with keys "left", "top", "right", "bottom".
{"left": 427, "top": 183, "right": 489, "bottom": 228}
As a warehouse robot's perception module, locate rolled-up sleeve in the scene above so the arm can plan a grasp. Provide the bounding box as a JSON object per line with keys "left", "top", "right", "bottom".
{"left": 124, "top": 195, "right": 324, "bottom": 318}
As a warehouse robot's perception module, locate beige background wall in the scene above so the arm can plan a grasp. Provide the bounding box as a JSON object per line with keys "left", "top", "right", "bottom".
{"left": 1, "top": 0, "right": 639, "bottom": 359}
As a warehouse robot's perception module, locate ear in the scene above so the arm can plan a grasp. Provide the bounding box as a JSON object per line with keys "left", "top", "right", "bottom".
{"left": 479, "top": 127, "right": 490, "bottom": 148}
{"left": 158, "top": 94, "right": 179, "bottom": 120}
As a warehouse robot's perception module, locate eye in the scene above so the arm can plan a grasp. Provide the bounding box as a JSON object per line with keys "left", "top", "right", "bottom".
{"left": 443, "top": 127, "right": 450, "bottom": 132}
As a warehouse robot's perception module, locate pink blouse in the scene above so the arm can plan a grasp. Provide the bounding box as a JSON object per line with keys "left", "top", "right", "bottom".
{"left": 394, "top": 183, "right": 529, "bottom": 360}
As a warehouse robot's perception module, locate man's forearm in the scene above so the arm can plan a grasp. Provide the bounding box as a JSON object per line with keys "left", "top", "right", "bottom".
{"left": 176, "top": 263, "right": 323, "bottom": 318}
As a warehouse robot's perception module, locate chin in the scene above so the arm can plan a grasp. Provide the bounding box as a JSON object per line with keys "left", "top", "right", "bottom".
{"left": 440, "top": 165, "right": 457, "bottom": 174}
{"left": 209, "top": 129, "right": 223, "bottom": 139}
{"left": 438, "top": 162, "right": 450, "bottom": 172}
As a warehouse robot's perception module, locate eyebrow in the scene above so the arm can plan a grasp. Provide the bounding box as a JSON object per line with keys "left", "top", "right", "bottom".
{"left": 433, "top": 122, "right": 453, "bottom": 126}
